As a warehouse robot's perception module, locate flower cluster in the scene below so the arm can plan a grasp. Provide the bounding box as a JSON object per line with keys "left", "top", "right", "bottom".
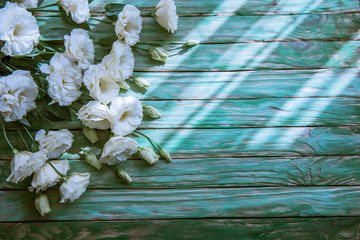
{"left": 0, "top": 0, "right": 186, "bottom": 216}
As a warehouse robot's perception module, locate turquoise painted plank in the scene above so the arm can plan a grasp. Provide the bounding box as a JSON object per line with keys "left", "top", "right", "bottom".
{"left": 2, "top": 187, "right": 360, "bottom": 221}
{"left": 127, "top": 70, "right": 360, "bottom": 99}
{"left": 37, "top": 14, "right": 360, "bottom": 42}
{"left": 1, "top": 217, "right": 360, "bottom": 239}
{"left": 1, "top": 127, "right": 360, "bottom": 159}
{"left": 2, "top": 156, "right": 360, "bottom": 189}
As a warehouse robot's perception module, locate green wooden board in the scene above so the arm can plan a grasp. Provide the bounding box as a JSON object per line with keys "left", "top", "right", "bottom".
{"left": 2, "top": 156, "right": 360, "bottom": 190}
{"left": 2, "top": 186, "right": 360, "bottom": 221}
{"left": 1, "top": 217, "right": 360, "bottom": 240}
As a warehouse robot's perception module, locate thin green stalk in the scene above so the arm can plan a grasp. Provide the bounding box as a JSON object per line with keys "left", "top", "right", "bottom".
{"left": 134, "top": 130, "right": 163, "bottom": 150}
{"left": 39, "top": 114, "right": 60, "bottom": 130}
{"left": 30, "top": 2, "right": 58, "bottom": 9}
{"left": 92, "top": 18, "right": 113, "bottom": 25}
{"left": 1, "top": 119, "right": 15, "bottom": 151}
{"left": 23, "top": 125, "right": 37, "bottom": 145}
{"left": 48, "top": 161, "right": 66, "bottom": 180}
{"left": 67, "top": 106, "right": 78, "bottom": 115}
{"left": 0, "top": 61, "right": 13, "bottom": 73}
{"left": 31, "top": 9, "right": 59, "bottom": 12}
{"left": 133, "top": 46, "right": 149, "bottom": 52}
{"left": 17, "top": 128, "right": 30, "bottom": 151}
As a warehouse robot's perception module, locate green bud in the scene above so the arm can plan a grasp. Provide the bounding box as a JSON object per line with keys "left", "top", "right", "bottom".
{"left": 138, "top": 147, "right": 159, "bottom": 165}
{"left": 84, "top": 151, "right": 102, "bottom": 170}
{"left": 34, "top": 193, "right": 51, "bottom": 216}
{"left": 116, "top": 169, "right": 133, "bottom": 184}
{"left": 186, "top": 39, "right": 200, "bottom": 47}
{"left": 149, "top": 47, "right": 169, "bottom": 62}
{"left": 143, "top": 105, "right": 162, "bottom": 119}
{"left": 118, "top": 81, "right": 130, "bottom": 90}
{"left": 160, "top": 148, "right": 172, "bottom": 162}
{"left": 134, "top": 77, "right": 151, "bottom": 88}
{"left": 82, "top": 126, "right": 99, "bottom": 143}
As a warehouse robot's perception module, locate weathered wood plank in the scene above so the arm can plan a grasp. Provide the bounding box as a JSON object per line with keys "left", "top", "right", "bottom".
{"left": 90, "top": 0, "right": 360, "bottom": 15}
{"left": 1, "top": 217, "right": 360, "bottom": 239}
{"left": 1, "top": 127, "right": 360, "bottom": 159}
{"left": 2, "top": 187, "right": 360, "bottom": 221}
{"left": 99, "top": 41, "right": 360, "bottom": 71}
{"left": 127, "top": 69, "right": 360, "bottom": 99}
{"left": 2, "top": 156, "right": 360, "bottom": 189}
{"left": 17, "top": 98, "right": 360, "bottom": 129}
{"left": 38, "top": 14, "right": 360, "bottom": 42}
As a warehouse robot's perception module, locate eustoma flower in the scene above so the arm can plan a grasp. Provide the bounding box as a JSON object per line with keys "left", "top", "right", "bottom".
{"left": 110, "top": 96, "right": 143, "bottom": 136}
{"left": 0, "top": 70, "right": 38, "bottom": 122}
{"left": 60, "top": 172, "right": 91, "bottom": 203}
{"left": 64, "top": 29, "right": 95, "bottom": 70}
{"left": 35, "top": 129, "right": 74, "bottom": 159}
{"left": 77, "top": 101, "right": 113, "bottom": 130}
{"left": 40, "top": 53, "right": 82, "bottom": 106}
{"left": 115, "top": 4, "right": 142, "bottom": 46}
{"left": 99, "top": 136, "right": 138, "bottom": 165}
{"left": 60, "top": 0, "right": 90, "bottom": 24}
{"left": 0, "top": 2, "right": 40, "bottom": 56}
{"left": 153, "top": 0, "right": 178, "bottom": 33}
{"left": 12, "top": 0, "right": 38, "bottom": 8}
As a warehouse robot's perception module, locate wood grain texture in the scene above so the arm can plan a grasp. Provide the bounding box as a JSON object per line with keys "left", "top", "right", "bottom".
{"left": 3, "top": 187, "right": 360, "bottom": 221}
{"left": 2, "top": 156, "right": 360, "bottom": 189}
{"left": 1, "top": 127, "right": 360, "bottom": 159}
{"left": 38, "top": 13, "right": 360, "bottom": 42}
{"left": 125, "top": 69, "right": 360, "bottom": 99}
{"left": 90, "top": 0, "right": 360, "bottom": 15}
{"left": 1, "top": 217, "right": 360, "bottom": 240}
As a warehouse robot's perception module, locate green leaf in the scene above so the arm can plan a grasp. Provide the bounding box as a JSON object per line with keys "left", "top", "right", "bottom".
{"left": 19, "top": 118, "right": 31, "bottom": 127}
{"left": 98, "top": 37, "right": 117, "bottom": 47}
{"left": 104, "top": 3, "right": 125, "bottom": 20}
{"left": 31, "top": 143, "right": 38, "bottom": 152}
{"left": 60, "top": 12, "right": 91, "bottom": 30}
{"left": 0, "top": 0, "right": 5, "bottom": 8}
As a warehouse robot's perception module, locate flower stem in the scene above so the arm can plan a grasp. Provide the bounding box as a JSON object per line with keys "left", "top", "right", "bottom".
{"left": 92, "top": 18, "right": 113, "bottom": 25}
{"left": 39, "top": 114, "right": 61, "bottom": 130}
{"left": 133, "top": 130, "right": 163, "bottom": 150}
{"left": 48, "top": 161, "right": 66, "bottom": 179}
{"left": 23, "top": 125, "right": 37, "bottom": 146}
{"left": 16, "top": 127, "right": 31, "bottom": 151}
{"left": 133, "top": 46, "right": 148, "bottom": 52}
{"left": 0, "top": 61, "right": 14, "bottom": 73}
{"left": 31, "top": 2, "right": 59, "bottom": 9}
{"left": 1, "top": 118, "right": 15, "bottom": 151}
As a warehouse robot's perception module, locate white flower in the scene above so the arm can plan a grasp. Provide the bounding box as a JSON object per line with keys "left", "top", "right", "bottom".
{"left": 154, "top": 0, "right": 178, "bottom": 33}
{"left": 40, "top": 53, "right": 82, "bottom": 106}
{"left": 6, "top": 150, "right": 47, "bottom": 183}
{"left": 101, "top": 41, "right": 134, "bottom": 83}
{"left": 77, "top": 101, "right": 112, "bottom": 130}
{"left": 138, "top": 147, "right": 159, "bottom": 164}
{"left": 0, "top": 70, "right": 38, "bottom": 122}
{"left": 60, "top": 0, "right": 90, "bottom": 24}
{"left": 115, "top": 4, "right": 142, "bottom": 46}
{"left": 0, "top": 2, "right": 40, "bottom": 56}
{"left": 64, "top": 29, "right": 95, "bottom": 70}
{"left": 35, "top": 129, "right": 74, "bottom": 159}
{"left": 99, "top": 136, "right": 138, "bottom": 165}
{"left": 31, "top": 160, "right": 70, "bottom": 192}
{"left": 60, "top": 172, "right": 90, "bottom": 203}
{"left": 12, "top": 0, "right": 38, "bottom": 8}
{"left": 83, "top": 64, "right": 120, "bottom": 104}
{"left": 110, "top": 96, "right": 143, "bottom": 136}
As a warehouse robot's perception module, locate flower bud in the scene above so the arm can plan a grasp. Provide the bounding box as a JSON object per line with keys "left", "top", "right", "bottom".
{"left": 149, "top": 47, "right": 169, "bottom": 62}
{"left": 160, "top": 148, "right": 172, "bottom": 162}
{"left": 116, "top": 169, "right": 133, "bottom": 184}
{"left": 118, "top": 81, "right": 130, "bottom": 90}
{"left": 84, "top": 151, "right": 102, "bottom": 170}
{"left": 134, "top": 77, "right": 151, "bottom": 88}
{"left": 34, "top": 193, "right": 51, "bottom": 216}
{"left": 82, "top": 126, "right": 99, "bottom": 143}
{"left": 143, "top": 106, "right": 162, "bottom": 119}
{"left": 186, "top": 39, "right": 200, "bottom": 47}
{"left": 138, "top": 147, "right": 159, "bottom": 165}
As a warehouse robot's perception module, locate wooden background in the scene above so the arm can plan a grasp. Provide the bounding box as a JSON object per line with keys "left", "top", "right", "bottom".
{"left": 1, "top": 0, "right": 360, "bottom": 239}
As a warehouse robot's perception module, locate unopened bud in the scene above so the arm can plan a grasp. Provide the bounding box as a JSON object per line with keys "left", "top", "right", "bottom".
{"left": 82, "top": 149, "right": 102, "bottom": 170}
{"left": 160, "top": 148, "right": 172, "bottom": 162}
{"left": 34, "top": 193, "right": 51, "bottom": 216}
{"left": 118, "top": 81, "right": 130, "bottom": 90}
{"left": 186, "top": 39, "right": 200, "bottom": 47}
{"left": 82, "top": 126, "right": 99, "bottom": 143}
{"left": 149, "top": 47, "right": 169, "bottom": 62}
{"left": 134, "top": 77, "right": 151, "bottom": 88}
{"left": 116, "top": 169, "right": 132, "bottom": 184}
{"left": 138, "top": 147, "right": 159, "bottom": 165}
{"left": 143, "top": 105, "right": 162, "bottom": 119}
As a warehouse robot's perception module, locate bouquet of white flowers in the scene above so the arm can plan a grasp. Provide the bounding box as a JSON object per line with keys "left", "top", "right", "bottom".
{"left": 0, "top": 0, "right": 198, "bottom": 216}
